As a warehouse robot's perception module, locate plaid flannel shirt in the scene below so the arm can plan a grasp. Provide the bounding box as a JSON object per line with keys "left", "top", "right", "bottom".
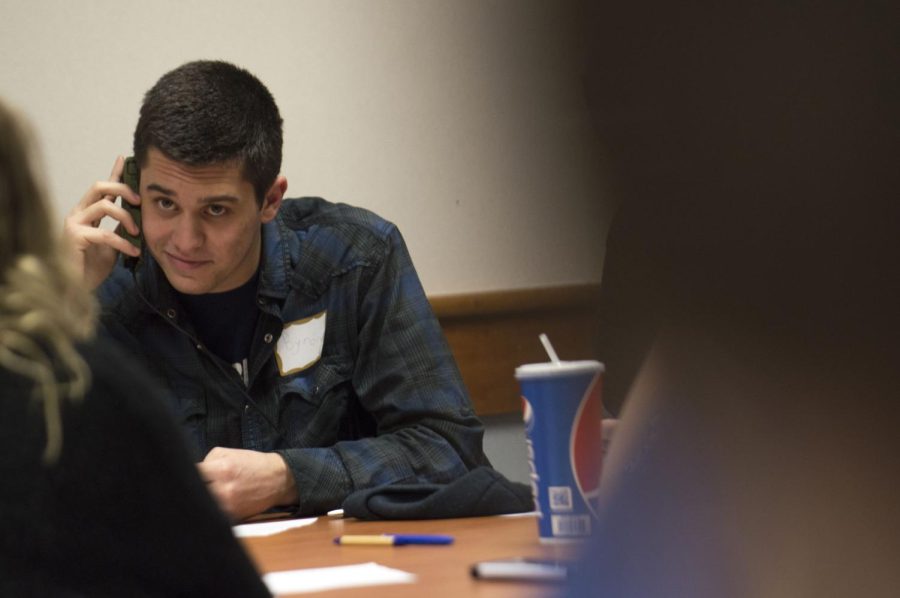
{"left": 98, "top": 197, "right": 490, "bottom": 515}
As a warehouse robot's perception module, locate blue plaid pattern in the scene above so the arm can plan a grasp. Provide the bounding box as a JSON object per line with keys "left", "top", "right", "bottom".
{"left": 98, "top": 197, "right": 490, "bottom": 515}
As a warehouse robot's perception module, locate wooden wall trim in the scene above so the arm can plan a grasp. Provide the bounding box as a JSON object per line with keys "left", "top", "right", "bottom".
{"left": 429, "top": 284, "right": 601, "bottom": 416}
{"left": 430, "top": 284, "right": 601, "bottom": 319}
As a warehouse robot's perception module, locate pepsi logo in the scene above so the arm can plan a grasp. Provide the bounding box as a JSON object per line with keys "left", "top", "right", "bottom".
{"left": 522, "top": 396, "right": 535, "bottom": 434}
{"left": 521, "top": 396, "right": 541, "bottom": 518}
{"left": 570, "top": 372, "right": 602, "bottom": 518}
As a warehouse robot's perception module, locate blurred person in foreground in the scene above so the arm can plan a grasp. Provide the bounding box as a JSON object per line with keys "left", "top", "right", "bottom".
{"left": 0, "top": 99, "right": 270, "bottom": 596}
{"left": 567, "top": 1, "right": 899, "bottom": 596}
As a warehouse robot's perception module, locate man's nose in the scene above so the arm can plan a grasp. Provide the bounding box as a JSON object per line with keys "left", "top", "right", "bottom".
{"left": 171, "top": 215, "right": 204, "bottom": 251}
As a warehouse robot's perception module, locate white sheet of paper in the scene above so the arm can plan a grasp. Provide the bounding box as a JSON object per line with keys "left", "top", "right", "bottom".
{"left": 232, "top": 517, "right": 318, "bottom": 538}
{"left": 263, "top": 562, "right": 417, "bottom": 595}
{"left": 500, "top": 511, "right": 539, "bottom": 519}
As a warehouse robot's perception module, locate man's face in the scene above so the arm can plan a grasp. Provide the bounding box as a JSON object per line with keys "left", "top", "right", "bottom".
{"left": 139, "top": 147, "right": 283, "bottom": 294}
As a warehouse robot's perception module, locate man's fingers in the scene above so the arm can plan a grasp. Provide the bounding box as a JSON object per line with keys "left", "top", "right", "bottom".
{"left": 77, "top": 226, "right": 141, "bottom": 257}
{"left": 197, "top": 460, "right": 231, "bottom": 485}
{"left": 198, "top": 448, "right": 234, "bottom": 479}
{"left": 205, "top": 446, "right": 228, "bottom": 461}
{"left": 197, "top": 460, "right": 240, "bottom": 518}
{"left": 108, "top": 155, "right": 126, "bottom": 182}
{"left": 76, "top": 180, "right": 140, "bottom": 211}
{"left": 196, "top": 461, "right": 216, "bottom": 483}
{"left": 67, "top": 197, "right": 140, "bottom": 236}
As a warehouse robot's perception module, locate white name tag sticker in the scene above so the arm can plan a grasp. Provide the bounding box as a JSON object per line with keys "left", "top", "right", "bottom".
{"left": 276, "top": 310, "right": 327, "bottom": 376}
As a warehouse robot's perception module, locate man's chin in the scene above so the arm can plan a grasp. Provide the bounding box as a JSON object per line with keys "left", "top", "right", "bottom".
{"left": 171, "top": 283, "right": 210, "bottom": 295}
{"left": 164, "top": 272, "right": 212, "bottom": 295}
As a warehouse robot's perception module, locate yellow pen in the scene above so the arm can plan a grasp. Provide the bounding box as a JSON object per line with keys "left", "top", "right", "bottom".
{"left": 334, "top": 534, "right": 454, "bottom": 546}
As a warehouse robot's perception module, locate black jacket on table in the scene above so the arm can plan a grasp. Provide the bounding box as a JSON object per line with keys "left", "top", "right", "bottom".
{"left": 0, "top": 337, "right": 270, "bottom": 597}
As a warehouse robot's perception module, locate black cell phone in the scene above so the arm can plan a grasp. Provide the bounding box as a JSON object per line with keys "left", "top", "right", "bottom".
{"left": 118, "top": 156, "right": 142, "bottom": 270}
{"left": 470, "top": 558, "right": 571, "bottom": 583}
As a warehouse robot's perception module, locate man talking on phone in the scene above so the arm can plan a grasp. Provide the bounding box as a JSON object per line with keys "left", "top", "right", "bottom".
{"left": 63, "top": 60, "right": 491, "bottom": 521}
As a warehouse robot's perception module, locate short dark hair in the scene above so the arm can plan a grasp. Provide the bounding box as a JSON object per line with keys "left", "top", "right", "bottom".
{"left": 133, "top": 60, "right": 283, "bottom": 202}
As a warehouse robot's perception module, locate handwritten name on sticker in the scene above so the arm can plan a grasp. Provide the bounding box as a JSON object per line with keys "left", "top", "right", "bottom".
{"left": 276, "top": 310, "right": 327, "bottom": 375}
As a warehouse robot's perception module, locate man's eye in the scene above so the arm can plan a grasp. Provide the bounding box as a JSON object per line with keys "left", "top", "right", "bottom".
{"left": 157, "top": 198, "right": 176, "bottom": 210}
{"left": 207, "top": 205, "right": 227, "bottom": 217}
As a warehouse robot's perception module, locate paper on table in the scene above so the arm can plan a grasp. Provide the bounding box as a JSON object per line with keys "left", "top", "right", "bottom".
{"left": 263, "top": 562, "right": 416, "bottom": 595}
{"left": 500, "top": 511, "right": 539, "bottom": 519}
{"left": 233, "top": 517, "right": 318, "bottom": 538}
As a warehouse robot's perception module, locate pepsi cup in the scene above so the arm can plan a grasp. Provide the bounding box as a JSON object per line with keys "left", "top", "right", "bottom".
{"left": 516, "top": 360, "right": 604, "bottom": 543}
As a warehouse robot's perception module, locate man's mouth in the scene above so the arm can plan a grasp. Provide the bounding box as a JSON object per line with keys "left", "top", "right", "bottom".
{"left": 166, "top": 252, "right": 211, "bottom": 271}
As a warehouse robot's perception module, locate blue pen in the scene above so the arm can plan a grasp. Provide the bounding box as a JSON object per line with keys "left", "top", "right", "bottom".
{"left": 334, "top": 534, "right": 454, "bottom": 546}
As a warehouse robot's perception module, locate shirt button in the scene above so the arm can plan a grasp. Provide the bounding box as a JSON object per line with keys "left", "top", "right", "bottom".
{"left": 244, "top": 404, "right": 250, "bottom": 413}
{"left": 257, "top": 297, "right": 266, "bottom": 306}
{"left": 165, "top": 308, "right": 176, "bottom": 319}
{"left": 264, "top": 333, "right": 274, "bottom": 344}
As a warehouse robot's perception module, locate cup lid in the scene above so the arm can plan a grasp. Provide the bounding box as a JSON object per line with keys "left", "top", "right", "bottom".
{"left": 515, "top": 360, "right": 604, "bottom": 379}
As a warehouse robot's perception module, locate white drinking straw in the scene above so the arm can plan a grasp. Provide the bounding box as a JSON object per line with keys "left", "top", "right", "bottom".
{"left": 539, "top": 333, "right": 562, "bottom": 365}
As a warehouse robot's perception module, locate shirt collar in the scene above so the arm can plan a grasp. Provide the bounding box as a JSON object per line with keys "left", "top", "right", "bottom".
{"left": 257, "top": 215, "right": 294, "bottom": 302}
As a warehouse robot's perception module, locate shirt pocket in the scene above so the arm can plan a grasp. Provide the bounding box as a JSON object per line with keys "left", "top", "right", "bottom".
{"left": 169, "top": 379, "right": 208, "bottom": 460}
{"left": 277, "top": 360, "right": 352, "bottom": 447}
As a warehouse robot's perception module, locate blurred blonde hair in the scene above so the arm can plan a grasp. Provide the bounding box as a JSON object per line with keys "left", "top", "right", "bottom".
{"left": 0, "top": 98, "right": 96, "bottom": 463}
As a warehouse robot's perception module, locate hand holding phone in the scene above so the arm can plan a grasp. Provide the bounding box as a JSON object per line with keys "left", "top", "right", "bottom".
{"left": 62, "top": 156, "right": 143, "bottom": 289}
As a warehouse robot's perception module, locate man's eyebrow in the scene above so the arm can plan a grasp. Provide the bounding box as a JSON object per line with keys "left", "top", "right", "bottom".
{"left": 145, "top": 183, "right": 240, "bottom": 204}
{"left": 147, "top": 183, "right": 176, "bottom": 196}
{"left": 198, "top": 195, "right": 241, "bottom": 204}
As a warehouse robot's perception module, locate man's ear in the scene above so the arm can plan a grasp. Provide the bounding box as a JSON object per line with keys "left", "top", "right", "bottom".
{"left": 260, "top": 175, "right": 287, "bottom": 223}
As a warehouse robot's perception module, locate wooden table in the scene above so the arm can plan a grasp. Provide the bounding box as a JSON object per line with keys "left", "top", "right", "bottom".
{"left": 240, "top": 513, "right": 574, "bottom": 597}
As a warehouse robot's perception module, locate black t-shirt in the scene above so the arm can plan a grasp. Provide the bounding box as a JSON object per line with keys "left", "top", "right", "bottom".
{"left": 175, "top": 271, "right": 260, "bottom": 383}
{"left": 174, "top": 272, "right": 261, "bottom": 450}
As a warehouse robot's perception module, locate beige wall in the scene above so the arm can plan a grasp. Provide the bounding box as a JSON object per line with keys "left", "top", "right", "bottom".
{"left": 0, "top": 0, "right": 612, "bottom": 294}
